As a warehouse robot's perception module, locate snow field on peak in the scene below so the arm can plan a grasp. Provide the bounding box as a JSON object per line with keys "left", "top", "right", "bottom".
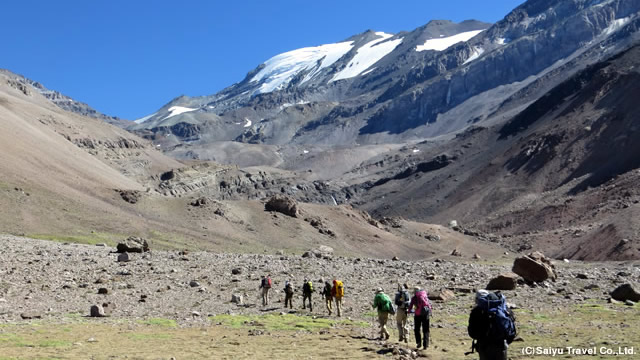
{"left": 161, "top": 106, "right": 199, "bottom": 121}
{"left": 416, "top": 30, "right": 485, "bottom": 52}
{"left": 250, "top": 41, "right": 354, "bottom": 94}
{"left": 332, "top": 32, "right": 402, "bottom": 82}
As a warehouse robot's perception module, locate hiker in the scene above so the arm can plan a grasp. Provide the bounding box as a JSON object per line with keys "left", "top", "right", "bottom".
{"left": 467, "top": 290, "right": 517, "bottom": 360}
{"left": 394, "top": 283, "right": 411, "bottom": 343}
{"left": 284, "top": 280, "right": 294, "bottom": 309}
{"left": 331, "top": 279, "right": 345, "bottom": 317}
{"left": 372, "top": 288, "right": 394, "bottom": 340}
{"left": 302, "top": 278, "right": 314, "bottom": 311}
{"left": 321, "top": 279, "right": 333, "bottom": 315}
{"left": 259, "top": 274, "right": 272, "bottom": 306}
{"left": 408, "top": 286, "right": 432, "bottom": 349}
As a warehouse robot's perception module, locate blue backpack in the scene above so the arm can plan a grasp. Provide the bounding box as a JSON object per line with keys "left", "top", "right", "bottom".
{"left": 468, "top": 292, "right": 517, "bottom": 344}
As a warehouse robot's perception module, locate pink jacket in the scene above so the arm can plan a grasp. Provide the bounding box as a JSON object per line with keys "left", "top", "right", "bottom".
{"left": 409, "top": 290, "right": 432, "bottom": 316}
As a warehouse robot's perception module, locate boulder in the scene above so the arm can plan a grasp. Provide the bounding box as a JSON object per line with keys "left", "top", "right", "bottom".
{"left": 117, "top": 252, "right": 130, "bottom": 262}
{"left": 265, "top": 195, "right": 299, "bottom": 217}
{"left": 189, "top": 280, "right": 201, "bottom": 288}
{"left": 451, "top": 248, "right": 462, "bottom": 257}
{"left": 119, "top": 190, "right": 141, "bottom": 204}
{"left": 97, "top": 288, "right": 109, "bottom": 295}
{"left": 302, "top": 251, "right": 312, "bottom": 258}
{"left": 231, "top": 294, "right": 244, "bottom": 305}
{"left": 512, "top": 252, "right": 556, "bottom": 283}
{"left": 610, "top": 284, "right": 640, "bottom": 302}
{"left": 428, "top": 289, "right": 455, "bottom": 302}
{"left": 20, "top": 312, "right": 42, "bottom": 320}
{"left": 487, "top": 273, "right": 518, "bottom": 291}
{"left": 90, "top": 305, "right": 106, "bottom": 317}
{"left": 116, "top": 237, "right": 149, "bottom": 253}
{"left": 313, "top": 245, "right": 334, "bottom": 257}
{"left": 231, "top": 268, "right": 242, "bottom": 275}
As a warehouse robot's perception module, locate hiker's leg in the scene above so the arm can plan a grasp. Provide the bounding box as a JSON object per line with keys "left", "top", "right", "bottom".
{"left": 396, "top": 311, "right": 405, "bottom": 341}
{"left": 382, "top": 312, "right": 390, "bottom": 339}
{"left": 336, "top": 297, "right": 342, "bottom": 316}
{"left": 414, "top": 315, "right": 422, "bottom": 347}
{"left": 402, "top": 311, "right": 408, "bottom": 340}
{"left": 423, "top": 314, "right": 430, "bottom": 348}
{"left": 266, "top": 288, "right": 270, "bottom": 305}
{"left": 377, "top": 312, "right": 385, "bottom": 339}
{"left": 309, "top": 294, "right": 313, "bottom": 311}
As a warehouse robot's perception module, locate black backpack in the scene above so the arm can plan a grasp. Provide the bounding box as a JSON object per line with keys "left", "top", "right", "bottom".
{"left": 468, "top": 292, "right": 517, "bottom": 344}
{"left": 395, "top": 290, "right": 410, "bottom": 307}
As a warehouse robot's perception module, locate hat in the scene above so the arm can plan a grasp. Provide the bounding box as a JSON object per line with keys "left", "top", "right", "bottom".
{"left": 375, "top": 287, "right": 383, "bottom": 293}
{"left": 475, "top": 289, "right": 490, "bottom": 303}
{"left": 413, "top": 286, "right": 422, "bottom": 293}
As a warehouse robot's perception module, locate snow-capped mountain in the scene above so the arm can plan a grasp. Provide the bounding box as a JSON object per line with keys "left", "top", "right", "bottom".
{"left": 130, "top": 20, "right": 490, "bottom": 141}
{"left": 131, "top": 0, "right": 640, "bottom": 163}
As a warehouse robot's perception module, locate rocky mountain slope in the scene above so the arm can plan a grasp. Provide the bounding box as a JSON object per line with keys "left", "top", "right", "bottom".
{"left": 0, "top": 69, "right": 128, "bottom": 126}
{"left": 2, "top": 69, "right": 494, "bottom": 260}
{"left": 131, "top": 0, "right": 640, "bottom": 164}
{"left": 347, "top": 44, "right": 640, "bottom": 261}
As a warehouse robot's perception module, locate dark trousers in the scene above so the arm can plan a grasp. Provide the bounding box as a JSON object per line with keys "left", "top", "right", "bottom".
{"left": 414, "top": 313, "right": 430, "bottom": 348}
{"left": 477, "top": 341, "right": 507, "bottom": 360}
{"left": 284, "top": 293, "right": 293, "bottom": 308}
{"left": 303, "top": 293, "right": 312, "bottom": 311}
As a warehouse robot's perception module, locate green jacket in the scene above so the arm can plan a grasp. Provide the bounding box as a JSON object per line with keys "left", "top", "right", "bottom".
{"left": 373, "top": 293, "right": 392, "bottom": 313}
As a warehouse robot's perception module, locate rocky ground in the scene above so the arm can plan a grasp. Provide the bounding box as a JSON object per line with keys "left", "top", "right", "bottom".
{"left": 1, "top": 235, "right": 639, "bottom": 359}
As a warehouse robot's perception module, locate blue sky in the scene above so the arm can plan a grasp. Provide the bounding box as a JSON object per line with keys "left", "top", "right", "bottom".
{"left": 1, "top": 0, "right": 524, "bottom": 119}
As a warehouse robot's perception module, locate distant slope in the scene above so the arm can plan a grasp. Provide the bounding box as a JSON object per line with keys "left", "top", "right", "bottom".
{"left": 350, "top": 44, "right": 640, "bottom": 261}
{"left": 0, "top": 69, "right": 130, "bottom": 126}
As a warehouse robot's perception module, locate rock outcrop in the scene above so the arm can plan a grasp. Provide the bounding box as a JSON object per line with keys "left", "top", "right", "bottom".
{"left": 265, "top": 195, "right": 299, "bottom": 218}
{"left": 512, "top": 252, "right": 557, "bottom": 283}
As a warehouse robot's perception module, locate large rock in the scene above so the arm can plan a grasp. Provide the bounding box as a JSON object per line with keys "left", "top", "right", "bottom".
{"left": 487, "top": 273, "right": 518, "bottom": 291}
{"left": 116, "top": 237, "right": 149, "bottom": 253}
{"left": 428, "top": 288, "right": 455, "bottom": 302}
{"left": 313, "top": 245, "right": 334, "bottom": 258}
{"left": 512, "top": 252, "right": 557, "bottom": 283}
{"left": 265, "top": 195, "right": 299, "bottom": 218}
{"left": 231, "top": 294, "right": 244, "bottom": 305}
{"left": 117, "top": 252, "right": 130, "bottom": 262}
{"left": 90, "top": 305, "right": 106, "bottom": 317}
{"left": 610, "top": 284, "right": 640, "bottom": 302}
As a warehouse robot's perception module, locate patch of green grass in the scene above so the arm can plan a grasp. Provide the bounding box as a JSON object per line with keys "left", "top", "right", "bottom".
{"left": 37, "top": 339, "right": 72, "bottom": 348}
{"left": 139, "top": 318, "right": 177, "bottom": 327}
{"left": 210, "top": 314, "right": 351, "bottom": 332}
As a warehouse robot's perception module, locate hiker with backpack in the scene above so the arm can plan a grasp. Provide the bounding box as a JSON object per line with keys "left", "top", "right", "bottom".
{"left": 331, "top": 279, "right": 345, "bottom": 317}
{"left": 302, "top": 278, "right": 314, "bottom": 311}
{"left": 284, "top": 280, "right": 294, "bottom": 309}
{"left": 321, "top": 279, "right": 333, "bottom": 315}
{"left": 394, "top": 283, "right": 411, "bottom": 343}
{"left": 372, "top": 288, "right": 394, "bottom": 340}
{"left": 259, "top": 274, "right": 272, "bottom": 306}
{"left": 408, "top": 286, "right": 432, "bottom": 350}
{"left": 467, "top": 290, "right": 517, "bottom": 360}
